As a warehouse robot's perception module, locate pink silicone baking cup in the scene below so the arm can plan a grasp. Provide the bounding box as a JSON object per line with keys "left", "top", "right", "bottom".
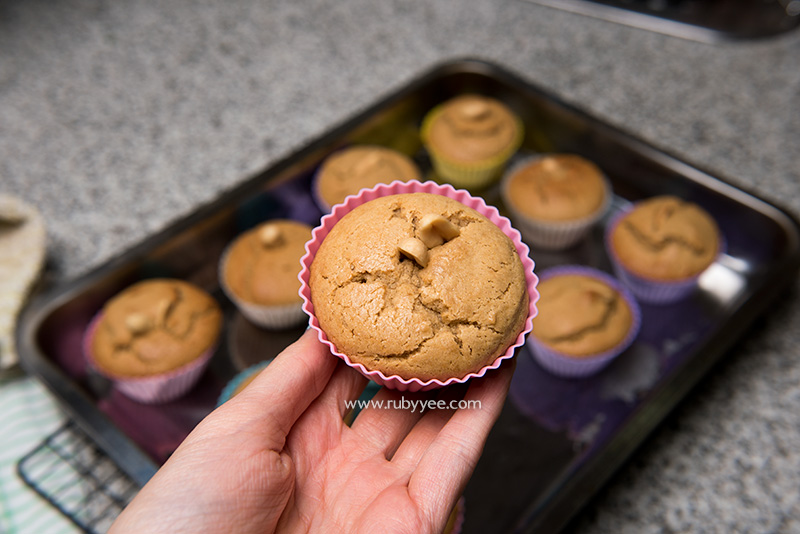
{"left": 526, "top": 265, "right": 642, "bottom": 378}
{"left": 605, "top": 208, "right": 725, "bottom": 304}
{"left": 298, "top": 179, "right": 539, "bottom": 392}
{"left": 83, "top": 313, "right": 216, "bottom": 404}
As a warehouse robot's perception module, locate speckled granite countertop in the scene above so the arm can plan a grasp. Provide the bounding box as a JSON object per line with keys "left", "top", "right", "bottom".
{"left": 2, "top": 0, "right": 799, "bottom": 531}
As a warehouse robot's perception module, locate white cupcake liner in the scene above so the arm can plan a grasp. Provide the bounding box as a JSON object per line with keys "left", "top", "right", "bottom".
{"left": 83, "top": 313, "right": 216, "bottom": 404}
{"left": 500, "top": 155, "right": 612, "bottom": 250}
{"left": 298, "top": 179, "right": 539, "bottom": 392}
{"left": 218, "top": 243, "right": 308, "bottom": 330}
{"left": 604, "top": 209, "right": 725, "bottom": 304}
{"left": 527, "top": 265, "right": 641, "bottom": 378}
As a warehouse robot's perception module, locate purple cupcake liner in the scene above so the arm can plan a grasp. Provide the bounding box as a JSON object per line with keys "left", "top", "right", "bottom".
{"left": 604, "top": 208, "right": 725, "bottom": 304}
{"left": 527, "top": 265, "right": 642, "bottom": 378}
{"left": 83, "top": 312, "right": 216, "bottom": 404}
{"left": 298, "top": 179, "right": 539, "bottom": 392}
{"left": 311, "top": 164, "right": 334, "bottom": 214}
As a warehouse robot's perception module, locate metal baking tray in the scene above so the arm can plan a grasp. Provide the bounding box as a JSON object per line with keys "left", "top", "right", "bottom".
{"left": 523, "top": 0, "right": 800, "bottom": 43}
{"left": 17, "top": 58, "right": 800, "bottom": 533}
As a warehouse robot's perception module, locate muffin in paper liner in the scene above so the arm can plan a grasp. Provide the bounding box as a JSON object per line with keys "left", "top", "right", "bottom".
{"left": 420, "top": 102, "right": 524, "bottom": 190}
{"left": 218, "top": 234, "right": 309, "bottom": 330}
{"left": 604, "top": 208, "right": 725, "bottom": 304}
{"left": 216, "top": 359, "right": 272, "bottom": 406}
{"left": 83, "top": 313, "right": 216, "bottom": 404}
{"left": 311, "top": 145, "right": 422, "bottom": 214}
{"left": 500, "top": 155, "right": 612, "bottom": 250}
{"left": 298, "top": 180, "right": 539, "bottom": 392}
{"left": 527, "top": 265, "right": 641, "bottom": 378}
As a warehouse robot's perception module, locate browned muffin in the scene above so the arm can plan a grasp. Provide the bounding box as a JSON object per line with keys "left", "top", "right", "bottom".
{"left": 309, "top": 193, "right": 529, "bottom": 381}
{"left": 315, "top": 146, "right": 421, "bottom": 209}
{"left": 504, "top": 155, "right": 608, "bottom": 222}
{"left": 223, "top": 220, "right": 312, "bottom": 306}
{"left": 421, "top": 94, "right": 524, "bottom": 188}
{"left": 610, "top": 195, "right": 720, "bottom": 281}
{"left": 533, "top": 274, "right": 633, "bottom": 357}
{"left": 424, "top": 95, "right": 520, "bottom": 164}
{"left": 91, "top": 279, "right": 222, "bottom": 377}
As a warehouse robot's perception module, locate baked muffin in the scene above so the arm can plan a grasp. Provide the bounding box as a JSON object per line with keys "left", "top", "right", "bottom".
{"left": 87, "top": 278, "right": 222, "bottom": 403}
{"left": 221, "top": 219, "right": 313, "bottom": 328}
{"left": 527, "top": 266, "right": 640, "bottom": 378}
{"left": 606, "top": 195, "right": 721, "bottom": 303}
{"left": 313, "top": 145, "right": 421, "bottom": 212}
{"left": 501, "top": 154, "right": 610, "bottom": 249}
{"left": 421, "top": 94, "right": 523, "bottom": 189}
{"left": 308, "top": 191, "right": 530, "bottom": 384}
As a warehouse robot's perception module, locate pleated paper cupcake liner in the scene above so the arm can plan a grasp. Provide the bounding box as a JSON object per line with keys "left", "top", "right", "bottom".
{"left": 500, "top": 155, "right": 612, "bottom": 250}
{"left": 604, "top": 209, "right": 725, "bottom": 304}
{"left": 218, "top": 245, "right": 309, "bottom": 329}
{"left": 421, "top": 104, "right": 524, "bottom": 190}
{"left": 83, "top": 313, "right": 216, "bottom": 404}
{"left": 527, "top": 265, "right": 641, "bottom": 378}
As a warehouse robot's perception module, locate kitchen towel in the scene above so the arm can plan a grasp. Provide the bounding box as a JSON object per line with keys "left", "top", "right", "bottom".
{"left": 0, "top": 376, "right": 80, "bottom": 534}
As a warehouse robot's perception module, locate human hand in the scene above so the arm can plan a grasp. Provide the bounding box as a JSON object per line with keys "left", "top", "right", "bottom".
{"left": 110, "top": 328, "right": 514, "bottom": 534}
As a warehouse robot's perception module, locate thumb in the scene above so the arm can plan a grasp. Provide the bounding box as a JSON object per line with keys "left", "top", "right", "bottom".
{"left": 212, "top": 328, "right": 339, "bottom": 450}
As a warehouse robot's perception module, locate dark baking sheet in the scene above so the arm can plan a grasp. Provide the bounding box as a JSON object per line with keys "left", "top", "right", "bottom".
{"left": 16, "top": 58, "right": 800, "bottom": 533}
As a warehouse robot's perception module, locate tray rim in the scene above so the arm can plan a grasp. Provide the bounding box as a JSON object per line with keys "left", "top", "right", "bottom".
{"left": 15, "top": 57, "right": 800, "bottom": 530}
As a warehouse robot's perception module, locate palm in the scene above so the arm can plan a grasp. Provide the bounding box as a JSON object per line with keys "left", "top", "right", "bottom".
{"left": 111, "top": 330, "right": 512, "bottom": 534}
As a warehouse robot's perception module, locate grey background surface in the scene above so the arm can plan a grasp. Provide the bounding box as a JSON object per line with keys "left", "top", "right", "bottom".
{"left": 2, "top": 0, "right": 799, "bottom": 532}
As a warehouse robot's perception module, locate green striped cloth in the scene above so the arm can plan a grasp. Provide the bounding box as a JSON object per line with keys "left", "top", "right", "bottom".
{"left": 0, "top": 376, "right": 81, "bottom": 534}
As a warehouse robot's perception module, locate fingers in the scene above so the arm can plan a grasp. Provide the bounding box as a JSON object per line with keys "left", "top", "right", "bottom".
{"left": 386, "top": 389, "right": 460, "bottom": 471}
{"left": 218, "top": 329, "right": 339, "bottom": 450}
{"left": 407, "top": 362, "right": 514, "bottom": 529}
{"left": 305, "top": 358, "right": 368, "bottom": 421}
{"left": 348, "top": 387, "right": 430, "bottom": 459}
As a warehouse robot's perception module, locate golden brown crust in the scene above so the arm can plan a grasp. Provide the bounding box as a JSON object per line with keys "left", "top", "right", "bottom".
{"left": 533, "top": 274, "right": 632, "bottom": 357}
{"left": 309, "top": 193, "right": 529, "bottom": 381}
{"left": 91, "top": 279, "right": 222, "bottom": 377}
{"left": 316, "top": 146, "right": 421, "bottom": 208}
{"left": 224, "top": 220, "right": 313, "bottom": 306}
{"left": 610, "top": 196, "right": 720, "bottom": 281}
{"left": 505, "top": 155, "right": 607, "bottom": 222}
{"left": 425, "top": 95, "right": 521, "bottom": 164}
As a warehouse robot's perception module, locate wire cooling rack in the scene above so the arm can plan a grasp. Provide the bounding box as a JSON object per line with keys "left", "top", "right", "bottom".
{"left": 16, "top": 420, "right": 139, "bottom": 534}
